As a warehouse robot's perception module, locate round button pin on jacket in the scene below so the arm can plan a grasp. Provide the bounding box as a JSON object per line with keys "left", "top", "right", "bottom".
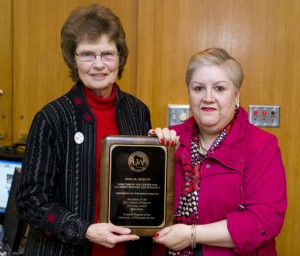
{"left": 74, "top": 132, "right": 84, "bottom": 144}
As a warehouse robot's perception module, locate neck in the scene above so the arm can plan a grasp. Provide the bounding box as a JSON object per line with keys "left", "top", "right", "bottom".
{"left": 91, "top": 84, "right": 114, "bottom": 98}
{"left": 199, "top": 132, "right": 216, "bottom": 154}
{"left": 199, "top": 132, "right": 216, "bottom": 145}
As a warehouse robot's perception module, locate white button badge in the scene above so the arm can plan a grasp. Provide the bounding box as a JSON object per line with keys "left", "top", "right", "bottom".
{"left": 74, "top": 132, "right": 84, "bottom": 144}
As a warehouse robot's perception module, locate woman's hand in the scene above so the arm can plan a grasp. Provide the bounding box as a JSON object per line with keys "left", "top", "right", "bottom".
{"left": 154, "top": 220, "right": 235, "bottom": 250}
{"left": 153, "top": 224, "right": 191, "bottom": 251}
{"left": 85, "top": 223, "right": 139, "bottom": 248}
{"left": 148, "top": 128, "right": 180, "bottom": 149}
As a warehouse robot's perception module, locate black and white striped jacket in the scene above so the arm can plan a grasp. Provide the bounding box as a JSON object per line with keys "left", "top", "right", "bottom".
{"left": 16, "top": 81, "right": 152, "bottom": 256}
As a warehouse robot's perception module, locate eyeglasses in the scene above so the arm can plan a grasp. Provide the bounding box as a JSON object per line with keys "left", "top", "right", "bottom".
{"left": 75, "top": 51, "right": 119, "bottom": 62}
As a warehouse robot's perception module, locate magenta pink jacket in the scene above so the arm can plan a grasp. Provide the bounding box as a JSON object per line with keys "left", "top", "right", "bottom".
{"left": 153, "top": 107, "right": 287, "bottom": 256}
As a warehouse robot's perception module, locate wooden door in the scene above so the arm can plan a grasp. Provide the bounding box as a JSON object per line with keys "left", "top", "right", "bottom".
{"left": 7, "top": 0, "right": 300, "bottom": 254}
{"left": 136, "top": 1, "right": 300, "bottom": 255}
{"left": 0, "top": 0, "right": 12, "bottom": 145}
{"left": 12, "top": 0, "right": 138, "bottom": 143}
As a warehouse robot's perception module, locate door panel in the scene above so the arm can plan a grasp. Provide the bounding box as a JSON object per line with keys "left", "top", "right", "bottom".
{"left": 0, "top": 0, "right": 12, "bottom": 145}
{"left": 12, "top": 0, "right": 138, "bottom": 143}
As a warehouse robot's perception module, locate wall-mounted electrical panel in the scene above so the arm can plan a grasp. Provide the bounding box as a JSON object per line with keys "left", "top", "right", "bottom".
{"left": 168, "top": 104, "right": 190, "bottom": 126}
{"left": 248, "top": 105, "right": 280, "bottom": 127}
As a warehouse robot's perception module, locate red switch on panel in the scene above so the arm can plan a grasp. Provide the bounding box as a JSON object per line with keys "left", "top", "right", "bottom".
{"left": 249, "top": 105, "right": 280, "bottom": 127}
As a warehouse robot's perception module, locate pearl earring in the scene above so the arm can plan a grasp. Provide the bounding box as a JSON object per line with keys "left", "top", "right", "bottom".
{"left": 235, "top": 98, "right": 240, "bottom": 110}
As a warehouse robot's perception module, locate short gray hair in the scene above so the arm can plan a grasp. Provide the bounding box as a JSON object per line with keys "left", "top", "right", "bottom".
{"left": 186, "top": 48, "right": 244, "bottom": 91}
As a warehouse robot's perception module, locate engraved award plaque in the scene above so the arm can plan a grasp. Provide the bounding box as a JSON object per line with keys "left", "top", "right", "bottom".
{"left": 100, "top": 136, "right": 174, "bottom": 236}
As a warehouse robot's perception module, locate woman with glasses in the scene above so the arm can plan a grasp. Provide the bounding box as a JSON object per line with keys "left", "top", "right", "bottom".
{"left": 16, "top": 4, "right": 152, "bottom": 256}
{"left": 150, "top": 48, "right": 287, "bottom": 255}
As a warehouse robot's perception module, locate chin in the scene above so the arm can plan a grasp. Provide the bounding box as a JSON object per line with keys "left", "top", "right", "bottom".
{"left": 199, "top": 118, "right": 218, "bottom": 126}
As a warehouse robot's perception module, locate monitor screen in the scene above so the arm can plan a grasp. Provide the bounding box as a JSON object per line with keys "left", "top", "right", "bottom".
{"left": 3, "top": 166, "right": 27, "bottom": 253}
{"left": 0, "top": 159, "right": 22, "bottom": 213}
{"left": 0, "top": 153, "right": 23, "bottom": 225}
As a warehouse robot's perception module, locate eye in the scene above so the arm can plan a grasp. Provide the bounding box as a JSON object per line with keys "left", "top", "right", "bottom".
{"left": 191, "top": 85, "right": 205, "bottom": 93}
{"left": 102, "top": 51, "right": 115, "bottom": 57}
{"left": 215, "top": 85, "right": 225, "bottom": 92}
{"left": 80, "top": 51, "right": 95, "bottom": 57}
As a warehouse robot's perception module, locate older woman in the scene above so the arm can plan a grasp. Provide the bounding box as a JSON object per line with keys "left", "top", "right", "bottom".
{"left": 16, "top": 4, "right": 152, "bottom": 256}
{"left": 151, "top": 48, "right": 287, "bottom": 255}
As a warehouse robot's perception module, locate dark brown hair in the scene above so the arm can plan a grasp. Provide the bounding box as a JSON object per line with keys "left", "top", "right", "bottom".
{"left": 61, "top": 3, "right": 128, "bottom": 81}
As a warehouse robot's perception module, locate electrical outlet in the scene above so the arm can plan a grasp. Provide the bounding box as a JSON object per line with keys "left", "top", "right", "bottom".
{"left": 17, "top": 133, "right": 28, "bottom": 140}
{"left": 168, "top": 104, "right": 190, "bottom": 126}
{"left": 249, "top": 105, "right": 280, "bottom": 127}
{"left": 0, "top": 132, "right": 5, "bottom": 139}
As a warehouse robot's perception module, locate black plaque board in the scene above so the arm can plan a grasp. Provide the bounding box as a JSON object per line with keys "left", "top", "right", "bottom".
{"left": 100, "top": 135, "right": 174, "bottom": 236}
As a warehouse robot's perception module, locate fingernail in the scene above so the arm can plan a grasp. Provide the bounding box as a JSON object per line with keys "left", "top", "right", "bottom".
{"left": 153, "top": 232, "right": 160, "bottom": 238}
{"left": 166, "top": 141, "right": 170, "bottom": 146}
{"left": 160, "top": 139, "right": 165, "bottom": 145}
{"left": 150, "top": 129, "right": 155, "bottom": 134}
{"left": 171, "top": 141, "right": 175, "bottom": 147}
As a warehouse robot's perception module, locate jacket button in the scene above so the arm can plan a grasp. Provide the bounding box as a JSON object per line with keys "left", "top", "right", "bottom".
{"left": 261, "top": 230, "right": 266, "bottom": 236}
{"left": 182, "top": 154, "right": 186, "bottom": 159}
{"left": 83, "top": 113, "right": 92, "bottom": 122}
{"left": 73, "top": 97, "right": 82, "bottom": 105}
{"left": 206, "top": 164, "right": 211, "bottom": 168}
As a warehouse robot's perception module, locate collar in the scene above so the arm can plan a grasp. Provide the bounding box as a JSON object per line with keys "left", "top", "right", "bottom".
{"left": 68, "top": 81, "right": 95, "bottom": 124}
{"left": 83, "top": 84, "right": 117, "bottom": 110}
{"left": 68, "top": 81, "right": 125, "bottom": 124}
{"left": 174, "top": 108, "right": 249, "bottom": 170}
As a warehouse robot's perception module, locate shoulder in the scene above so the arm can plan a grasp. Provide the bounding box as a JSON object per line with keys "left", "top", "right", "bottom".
{"left": 40, "top": 95, "right": 72, "bottom": 117}
{"left": 233, "top": 109, "right": 281, "bottom": 169}
{"left": 40, "top": 83, "right": 87, "bottom": 118}
{"left": 169, "top": 117, "right": 194, "bottom": 147}
{"left": 247, "top": 123, "right": 279, "bottom": 152}
{"left": 31, "top": 92, "right": 76, "bottom": 131}
{"left": 240, "top": 108, "right": 278, "bottom": 145}
{"left": 116, "top": 87, "right": 150, "bottom": 111}
{"left": 170, "top": 116, "right": 194, "bottom": 134}
{"left": 235, "top": 107, "right": 279, "bottom": 146}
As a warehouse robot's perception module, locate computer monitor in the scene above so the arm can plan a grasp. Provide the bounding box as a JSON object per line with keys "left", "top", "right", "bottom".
{"left": 0, "top": 153, "right": 23, "bottom": 224}
{"left": 3, "top": 167, "right": 27, "bottom": 253}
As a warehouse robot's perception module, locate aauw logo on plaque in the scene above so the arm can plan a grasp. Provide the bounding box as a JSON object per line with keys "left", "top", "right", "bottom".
{"left": 128, "top": 151, "right": 149, "bottom": 172}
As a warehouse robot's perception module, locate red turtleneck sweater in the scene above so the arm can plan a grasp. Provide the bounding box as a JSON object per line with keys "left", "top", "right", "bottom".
{"left": 84, "top": 85, "right": 126, "bottom": 256}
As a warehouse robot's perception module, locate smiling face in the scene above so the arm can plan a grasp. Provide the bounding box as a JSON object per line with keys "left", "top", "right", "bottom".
{"left": 188, "top": 65, "right": 240, "bottom": 136}
{"left": 75, "top": 35, "right": 119, "bottom": 97}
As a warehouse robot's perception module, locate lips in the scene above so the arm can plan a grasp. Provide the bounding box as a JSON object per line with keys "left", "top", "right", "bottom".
{"left": 90, "top": 73, "right": 108, "bottom": 80}
{"left": 201, "top": 107, "right": 216, "bottom": 112}
{"left": 91, "top": 73, "right": 107, "bottom": 77}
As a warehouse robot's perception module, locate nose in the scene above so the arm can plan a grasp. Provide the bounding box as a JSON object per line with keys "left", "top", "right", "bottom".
{"left": 93, "top": 55, "right": 105, "bottom": 67}
{"left": 203, "top": 89, "right": 215, "bottom": 102}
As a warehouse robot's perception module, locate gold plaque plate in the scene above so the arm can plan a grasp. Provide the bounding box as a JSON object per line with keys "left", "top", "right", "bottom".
{"left": 100, "top": 135, "right": 174, "bottom": 236}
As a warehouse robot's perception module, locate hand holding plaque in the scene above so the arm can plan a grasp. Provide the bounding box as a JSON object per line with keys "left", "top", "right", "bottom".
{"left": 100, "top": 136, "right": 174, "bottom": 236}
